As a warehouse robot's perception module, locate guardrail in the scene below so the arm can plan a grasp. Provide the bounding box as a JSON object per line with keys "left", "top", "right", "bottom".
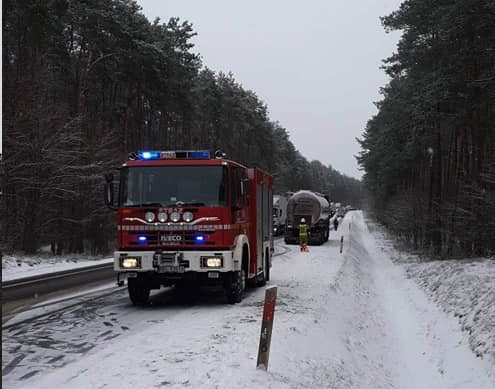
{"left": 2, "top": 263, "right": 115, "bottom": 303}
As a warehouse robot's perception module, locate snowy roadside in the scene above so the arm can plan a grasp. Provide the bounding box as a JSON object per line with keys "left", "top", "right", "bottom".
{"left": 2, "top": 254, "right": 114, "bottom": 282}
{"left": 363, "top": 215, "right": 495, "bottom": 366}
{"left": 3, "top": 211, "right": 494, "bottom": 389}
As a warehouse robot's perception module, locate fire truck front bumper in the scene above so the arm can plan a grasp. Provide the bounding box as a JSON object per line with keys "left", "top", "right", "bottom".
{"left": 114, "top": 250, "right": 239, "bottom": 273}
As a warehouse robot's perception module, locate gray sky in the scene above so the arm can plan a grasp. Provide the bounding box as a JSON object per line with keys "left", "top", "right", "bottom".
{"left": 137, "top": 0, "right": 403, "bottom": 179}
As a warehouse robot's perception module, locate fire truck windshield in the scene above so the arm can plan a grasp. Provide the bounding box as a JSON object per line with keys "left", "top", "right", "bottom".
{"left": 120, "top": 166, "right": 227, "bottom": 207}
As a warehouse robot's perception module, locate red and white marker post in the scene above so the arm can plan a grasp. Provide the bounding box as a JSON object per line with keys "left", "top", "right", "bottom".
{"left": 256, "top": 286, "right": 278, "bottom": 370}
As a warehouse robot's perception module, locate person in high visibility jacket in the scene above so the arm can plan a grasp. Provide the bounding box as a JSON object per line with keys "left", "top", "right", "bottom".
{"left": 299, "top": 218, "right": 309, "bottom": 252}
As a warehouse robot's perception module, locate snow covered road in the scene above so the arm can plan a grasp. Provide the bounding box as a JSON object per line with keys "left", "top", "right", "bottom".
{"left": 2, "top": 211, "right": 494, "bottom": 388}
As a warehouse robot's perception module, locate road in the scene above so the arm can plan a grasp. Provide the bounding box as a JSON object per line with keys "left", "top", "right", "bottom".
{"left": 2, "top": 211, "right": 494, "bottom": 388}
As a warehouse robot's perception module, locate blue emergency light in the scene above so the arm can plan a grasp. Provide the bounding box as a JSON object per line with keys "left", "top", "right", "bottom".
{"left": 139, "top": 151, "right": 160, "bottom": 160}
{"left": 188, "top": 151, "right": 210, "bottom": 159}
{"left": 195, "top": 235, "right": 205, "bottom": 242}
{"left": 135, "top": 150, "right": 211, "bottom": 160}
{"left": 138, "top": 235, "right": 147, "bottom": 243}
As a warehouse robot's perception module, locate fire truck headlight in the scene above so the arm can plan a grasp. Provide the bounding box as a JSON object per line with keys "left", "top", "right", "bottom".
{"left": 183, "top": 211, "right": 193, "bottom": 223}
{"left": 200, "top": 256, "right": 223, "bottom": 268}
{"left": 157, "top": 212, "right": 167, "bottom": 223}
{"left": 120, "top": 257, "right": 141, "bottom": 269}
{"left": 145, "top": 212, "right": 155, "bottom": 223}
{"left": 171, "top": 212, "right": 180, "bottom": 223}
{"left": 206, "top": 257, "right": 222, "bottom": 267}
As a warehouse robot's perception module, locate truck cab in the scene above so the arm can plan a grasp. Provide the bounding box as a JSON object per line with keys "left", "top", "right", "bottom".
{"left": 105, "top": 150, "right": 273, "bottom": 305}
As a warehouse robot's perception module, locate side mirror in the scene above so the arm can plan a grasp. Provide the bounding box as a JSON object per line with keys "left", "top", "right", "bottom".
{"left": 104, "top": 174, "right": 116, "bottom": 210}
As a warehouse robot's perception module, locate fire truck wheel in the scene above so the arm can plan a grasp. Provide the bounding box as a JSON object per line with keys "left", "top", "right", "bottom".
{"left": 128, "top": 278, "right": 150, "bottom": 306}
{"left": 225, "top": 270, "right": 245, "bottom": 304}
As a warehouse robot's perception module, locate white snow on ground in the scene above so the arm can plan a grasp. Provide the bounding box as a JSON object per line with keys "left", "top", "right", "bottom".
{"left": 2, "top": 254, "right": 113, "bottom": 281}
{"left": 3, "top": 211, "right": 494, "bottom": 388}
{"left": 364, "top": 217, "right": 495, "bottom": 366}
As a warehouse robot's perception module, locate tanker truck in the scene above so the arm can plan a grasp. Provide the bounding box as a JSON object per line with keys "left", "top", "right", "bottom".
{"left": 284, "top": 190, "right": 330, "bottom": 245}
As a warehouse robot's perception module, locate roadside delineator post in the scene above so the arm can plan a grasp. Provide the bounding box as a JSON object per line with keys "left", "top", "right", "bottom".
{"left": 256, "top": 286, "right": 278, "bottom": 370}
{"left": 340, "top": 236, "right": 344, "bottom": 253}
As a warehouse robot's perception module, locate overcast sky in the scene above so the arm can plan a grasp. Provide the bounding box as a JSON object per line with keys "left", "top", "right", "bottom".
{"left": 136, "top": 1, "right": 403, "bottom": 179}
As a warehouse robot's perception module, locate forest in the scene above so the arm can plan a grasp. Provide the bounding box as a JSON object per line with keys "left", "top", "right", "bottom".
{"left": 2, "top": 0, "right": 362, "bottom": 255}
{"left": 358, "top": 0, "right": 495, "bottom": 258}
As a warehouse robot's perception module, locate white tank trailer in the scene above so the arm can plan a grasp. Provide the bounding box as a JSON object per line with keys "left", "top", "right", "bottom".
{"left": 284, "top": 190, "right": 330, "bottom": 245}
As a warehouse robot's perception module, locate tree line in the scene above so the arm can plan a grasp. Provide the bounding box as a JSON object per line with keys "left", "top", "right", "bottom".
{"left": 358, "top": 0, "right": 495, "bottom": 258}
{"left": 2, "top": 0, "right": 362, "bottom": 255}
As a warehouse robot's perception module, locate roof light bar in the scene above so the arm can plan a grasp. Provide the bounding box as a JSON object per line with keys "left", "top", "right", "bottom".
{"left": 133, "top": 150, "right": 211, "bottom": 160}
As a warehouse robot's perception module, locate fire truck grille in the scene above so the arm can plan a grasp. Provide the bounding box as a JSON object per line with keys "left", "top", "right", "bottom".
{"left": 158, "top": 253, "right": 176, "bottom": 263}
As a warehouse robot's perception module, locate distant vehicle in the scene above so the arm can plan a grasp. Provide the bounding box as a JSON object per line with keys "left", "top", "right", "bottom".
{"left": 273, "top": 194, "right": 289, "bottom": 236}
{"left": 284, "top": 190, "right": 330, "bottom": 245}
{"left": 104, "top": 150, "right": 273, "bottom": 306}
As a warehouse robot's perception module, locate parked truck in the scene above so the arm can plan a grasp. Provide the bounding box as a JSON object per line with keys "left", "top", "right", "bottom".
{"left": 272, "top": 194, "right": 289, "bottom": 236}
{"left": 284, "top": 190, "right": 330, "bottom": 245}
{"left": 104, "top": 150, "right": 273, "bottom": 305}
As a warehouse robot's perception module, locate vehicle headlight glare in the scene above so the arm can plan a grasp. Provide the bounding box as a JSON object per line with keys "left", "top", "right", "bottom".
{"left": 157, "top": 212, "right": 167, "bottom": 223}
{"left": 183, "top": 211, "right": 193, "bottom": 223}
{"left": 145, "top": 211, "right": 155, "bottom": 223}
{"left": 171, "top": 212, "right": 180, "bottom": 223}
{"left": 206, "top": 257, "right": 222, "bottom": 267}
{"left": 121, "top": 257, "right": 140, "bottom": 268}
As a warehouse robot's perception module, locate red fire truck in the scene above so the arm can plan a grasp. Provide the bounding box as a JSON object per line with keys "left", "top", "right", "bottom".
{"left": 104, "top": 150, "right": 273, "bottom": 305}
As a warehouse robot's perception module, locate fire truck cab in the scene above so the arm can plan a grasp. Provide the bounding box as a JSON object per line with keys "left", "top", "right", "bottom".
{"left": 104, "top": 150, "right": 273, "bottom": 305}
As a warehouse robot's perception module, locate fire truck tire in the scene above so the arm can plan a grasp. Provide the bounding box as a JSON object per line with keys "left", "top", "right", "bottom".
{"left": 225, "top": 269, "right": 245, "bottom": 304}
{"left": 128, "top": 278, "right": 150, "bottom": 306}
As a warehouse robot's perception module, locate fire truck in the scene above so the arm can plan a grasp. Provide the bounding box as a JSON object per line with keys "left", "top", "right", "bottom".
{"left": 104, "top": 150, "right": 273, "bottom": 305}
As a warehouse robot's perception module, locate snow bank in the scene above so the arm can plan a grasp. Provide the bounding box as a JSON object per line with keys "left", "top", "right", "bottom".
{"left": 364, "top": 216, "right": 495, "bottom": 365}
